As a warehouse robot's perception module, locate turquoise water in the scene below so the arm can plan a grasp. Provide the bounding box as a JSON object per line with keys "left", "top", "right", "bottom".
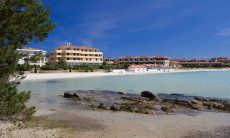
{"left": 19, "top": 71, "right": 230, "bottom": 99}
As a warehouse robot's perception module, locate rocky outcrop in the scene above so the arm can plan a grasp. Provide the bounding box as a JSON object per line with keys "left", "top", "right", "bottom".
{"left": 117, "top": 92, "right": 124, "bottom": 95}
{"left": 63, "top": 92, "right": 80, "bottom": 99}
{"left": 174, "top": 99, "right": 191, "bottom": 107}
{"left": 119, "top": 102, "right": 155, "bottom": 114}
{"left": 141, "top": 91, "right": 157, "bottom": 100}
{"left": 161, "top": 105, "right": 174, "bottom": 113}
{"left": 110, "top": 104, "right": 120, "bottom": 111}
{"left": 191, "top": 99, "right": 203, "bottom": 105}
{"left": 63, "top": 92, "right": 96, "bottom": 102}
{"left": 63, "top": 90, "right": 230, "bottom": 115}
{"left": 97, "top": 103, "right": 108, "bottom": 110}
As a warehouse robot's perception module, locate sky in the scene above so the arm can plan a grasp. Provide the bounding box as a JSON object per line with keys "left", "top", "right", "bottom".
{"left": 32, "top": 0, "right": 230, "bottom": 58}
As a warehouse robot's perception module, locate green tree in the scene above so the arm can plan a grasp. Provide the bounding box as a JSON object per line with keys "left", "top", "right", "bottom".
{"left": 0, "top": 0, "right": 54, "bottom": 121}
{"left": 56, "top": 60, "right": 68, "bottom": 70}
{"left": 29, "top": 51, "right": 44, "bottom": 63}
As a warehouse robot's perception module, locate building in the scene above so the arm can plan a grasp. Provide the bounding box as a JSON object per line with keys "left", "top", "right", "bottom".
{"left": 106, "top": 56, "right": 170, "bottom": 67}
{"left": 17, "top": 47, "right": 47, "bottom": 67}
{"left": 127, "top": 65, "right": 147, "bottom": 72}
{"left": 48, "top": 43, "right": 103, "bottom": 65}
{"left": 210, "top": 57, "right": 230, "bottom": 64}
{"left": 171, "top": 58, "right": 223, "bottom": 68}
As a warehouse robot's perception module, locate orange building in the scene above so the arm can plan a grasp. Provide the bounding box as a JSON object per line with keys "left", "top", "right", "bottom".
{"left": 48, "top": 43, "right": 103, "bottom": 65}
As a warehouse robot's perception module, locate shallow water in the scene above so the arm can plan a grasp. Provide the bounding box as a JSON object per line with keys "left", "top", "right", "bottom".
{"left": 19, "top": 71, "right": 230, "bottom": 98}
{"left": 18, "top": 71, "right": 230, "bottom": 110}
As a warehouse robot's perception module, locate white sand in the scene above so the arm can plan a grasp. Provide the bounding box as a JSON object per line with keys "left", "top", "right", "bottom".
{"left": 23, "top": 68, "right": 230, "bottom": 81}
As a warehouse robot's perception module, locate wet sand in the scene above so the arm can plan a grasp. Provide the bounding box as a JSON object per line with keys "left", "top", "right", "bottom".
{"left": 39, "top": 108, "right": 230, "bottom": 138}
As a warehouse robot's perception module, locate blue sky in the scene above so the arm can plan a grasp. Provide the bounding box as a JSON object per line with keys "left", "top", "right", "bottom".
{"left": 33, "top": 0, "right": 230, "bottom": 58}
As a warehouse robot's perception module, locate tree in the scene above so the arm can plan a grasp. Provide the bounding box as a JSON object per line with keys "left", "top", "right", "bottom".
{"left": 0, "top": 0, "right": 54, "bottom": 121}
{"left": 29, "top": 51, "right": 44, "bottom": 63}
{"left": 56, "top": 60, "right": 68, "bottom": 70}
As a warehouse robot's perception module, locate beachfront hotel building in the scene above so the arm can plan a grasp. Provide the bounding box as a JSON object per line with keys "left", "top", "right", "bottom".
{"left": 106, "top": 56, "right": 170, "bottom": 67}
{"left": 17, "top": 47, "right": 47, "bottom": 67}
{"left": 48, "top": 43, "right": 103, "bottom": 65}
{"left": 170, "top": 58, "right": 223, "bottom": 68}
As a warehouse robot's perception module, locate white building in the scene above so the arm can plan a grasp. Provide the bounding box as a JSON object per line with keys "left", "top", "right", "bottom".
{"left": 17, "top": 47, "right": 47, "bottom": 67}
{"left": 127, "top": 65, "right": 148, "bottom": 73}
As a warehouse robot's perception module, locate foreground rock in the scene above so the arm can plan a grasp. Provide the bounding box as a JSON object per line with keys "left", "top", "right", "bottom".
{"left": 161, "top": 105, "right": 174, "bottom": 114}
{"left": 63, "top": 92, "right": 96, "bottom": 102}
{"left": 141, "top": 91, "right": 157, "bottom": 100}
{"left": 64, "top": 92, "right": 80, "bottom": 99}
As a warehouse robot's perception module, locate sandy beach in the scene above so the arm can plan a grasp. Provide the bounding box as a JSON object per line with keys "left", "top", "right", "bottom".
{"left": 23, "top": 68, "right": 230, "bottom": 81}
{"left": 1, "top": 108, "right": 230, "bottom": 138}
{"left": 2, "top": 89, "right": 230, "bottom": 138}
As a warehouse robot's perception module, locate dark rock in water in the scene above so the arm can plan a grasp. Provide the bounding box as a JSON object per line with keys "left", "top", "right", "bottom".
{"left": 121, "top": 96, "right": 145, "bottom": 102}
{"left": 161, "top": 105, "right": 174, "bottom": 113}
{"left": 202, "top": 100, "right": 230, "bottom": 112}
{"left": 141, "top": 91, "right": 157, "bottom": 100}
{"left": 119, "top": 102, "right": 156, "bottom": 114}
{"left": 117, "top": 92, "right": 124, "bottom": 95}
{"left": 194, "top": 97, "right": 208, "bottom": 102}
{"left": 162, "top": 98, "right": 174, "bottom": 103}
{"left": 174, "top": 99, "right": 191, "bottom": 107}
{"left": 223, "top": 102, "right": 230, "bottom": 112}
{"left": 64, "top": 92, "right": 80, "bottom": 99}
{"left": 80, "top": 97, "right": 97, "bottom": 102}
{"left": 97, "top": 103, "right": 108, "bottom": 110}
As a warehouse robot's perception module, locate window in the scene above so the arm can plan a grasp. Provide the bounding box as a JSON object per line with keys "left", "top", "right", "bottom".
{"left": 67, "top": 58, "right": 69, "bottom": 60}
{"left": 67, "top": 53, "right": 70, "bottom": 55}
{"left": 58, "top": 53, "right": 61, "bottom": 55}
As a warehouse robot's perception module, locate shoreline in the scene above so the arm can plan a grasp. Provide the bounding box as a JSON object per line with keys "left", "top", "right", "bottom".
{"left": 23, "top": 68, "right": 230, "bottom": 81}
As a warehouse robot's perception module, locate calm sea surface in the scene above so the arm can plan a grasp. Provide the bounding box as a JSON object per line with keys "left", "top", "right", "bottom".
{"left": 19, "top": 71, "right": 230, "bottom": 100}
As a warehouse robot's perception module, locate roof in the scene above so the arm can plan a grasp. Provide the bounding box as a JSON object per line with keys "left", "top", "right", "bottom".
{"left": 55, "top": 44, "right": 98, "bottom": 51}
{"left": 129, "top": 65, "right": 147, "bottom": 68}
{"left": 17, "top": 47, "right": 46, "bottom": 52}
{"left": 117, "top": 56, "right": 169, "bottom": 60}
